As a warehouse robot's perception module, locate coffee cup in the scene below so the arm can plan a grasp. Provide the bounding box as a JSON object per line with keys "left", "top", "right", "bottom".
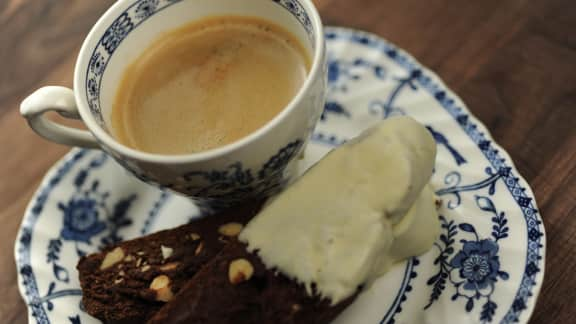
{"left": 21, "top": 0, "right": 326, "bottom": 208}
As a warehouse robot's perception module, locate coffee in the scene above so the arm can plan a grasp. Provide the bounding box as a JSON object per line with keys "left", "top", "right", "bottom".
{"left": 111, "top": 16, "right": 310, "bottom": 155}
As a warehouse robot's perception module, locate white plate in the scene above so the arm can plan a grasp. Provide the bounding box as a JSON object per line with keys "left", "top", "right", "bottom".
{"left": 15, "top": 27, "right": 545, "bottom": 324}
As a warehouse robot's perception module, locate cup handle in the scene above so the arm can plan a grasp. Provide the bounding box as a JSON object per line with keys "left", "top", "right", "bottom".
{"left": 20, "top": 86, "right": 100, "bottom": 149}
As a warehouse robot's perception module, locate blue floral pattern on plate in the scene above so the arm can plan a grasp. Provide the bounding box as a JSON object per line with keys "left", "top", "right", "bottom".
{"left": 425, "top": 195, "right": 511, "bottom": 323}
{"left": 16, "top": 27, "right": 545, "bottom": 324}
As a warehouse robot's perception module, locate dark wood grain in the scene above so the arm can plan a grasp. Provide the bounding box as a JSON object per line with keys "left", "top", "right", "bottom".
{"left": 1, "top": 0, "right": 574, "bottom": 323}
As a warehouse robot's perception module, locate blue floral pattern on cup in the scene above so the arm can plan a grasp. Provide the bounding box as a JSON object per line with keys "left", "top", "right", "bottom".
{"left": 177, "top": 140, "right": 304, "bottom": 206}
{"left": 89, "top": 53, "right": 105, "bottom": 75}
{"left": 79, "top": 0, "right": 316, "bottom": 207}
{"left": 272, "top": 0, "right": 313, "bottom": 38}
{"left": 135, "top": 0, "right": 159, "bottom": 19}
{"left": 101, "top": 12, "right": 133, "bottom": 54}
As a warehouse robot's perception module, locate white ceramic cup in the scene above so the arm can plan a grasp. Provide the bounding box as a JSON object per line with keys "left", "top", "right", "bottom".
{"left": 21, "top": 0, "right": 326, "bottom": 208}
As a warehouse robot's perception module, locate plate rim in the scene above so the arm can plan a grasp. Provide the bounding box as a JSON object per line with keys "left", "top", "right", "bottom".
{"left": 14, "top": 26, "right": 546, "bottom": 324}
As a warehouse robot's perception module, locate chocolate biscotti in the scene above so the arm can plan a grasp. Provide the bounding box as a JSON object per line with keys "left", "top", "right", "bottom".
{"left": 148, "top": 240, "right": 357, "bottom": 324}
{"left": 77, "top": 201, "right": 263, "bottom": 324}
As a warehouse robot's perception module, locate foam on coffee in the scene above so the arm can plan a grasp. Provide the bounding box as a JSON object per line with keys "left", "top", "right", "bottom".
{"left": 112, "top": 16, "right": 310, "bottom": 155}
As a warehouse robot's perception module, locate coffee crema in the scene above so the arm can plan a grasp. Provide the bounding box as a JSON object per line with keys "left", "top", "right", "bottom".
{"left": 111, "top": 16, "right": 311, "bottom": 155}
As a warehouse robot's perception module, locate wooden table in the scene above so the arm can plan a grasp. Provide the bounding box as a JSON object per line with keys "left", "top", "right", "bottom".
{"left": 1, "top": 0, "right": 574, "bottom": 323}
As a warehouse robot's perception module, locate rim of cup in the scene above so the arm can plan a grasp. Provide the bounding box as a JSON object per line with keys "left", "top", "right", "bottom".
{"left": 73, "top": 0, "right": 325, "bottom": 164}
